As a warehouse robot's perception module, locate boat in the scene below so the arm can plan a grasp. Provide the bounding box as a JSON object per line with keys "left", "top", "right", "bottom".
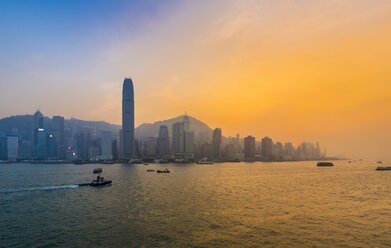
{"left": 143, "top": 163, "right": 149, "bottom": 165}
{"left": 93, "top": 168, "right": 103, "bottom": 174}
{"left": 104, "top": 160, "right": 114, "bottom": 164}
{"left": 147, "top": 169, "right": 155, "bottom": 172}
{"left": 79, "top": 175, "right": 112, "bottom": 187}
{"left": 377, "top": 161, "right": 383, "bottom": 164}
{"left": 157, "top": 168, "right": 170, "bottom": 173}
{"left": 376, "top": 166, "right": 391, "bottom": 171}
{"left": 197, "top": 160, "right": 214, "bottom": 164}
{"left": 73, "top": 159, "right": 84, "bottom": 165}
{"left": 317, "top": 162, "right": 334, "bottom": 167}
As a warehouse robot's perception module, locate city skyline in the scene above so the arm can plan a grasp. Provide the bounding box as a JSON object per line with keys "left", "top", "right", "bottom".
{"left": 1, "top": 0, "right": 391, "bottom": 160}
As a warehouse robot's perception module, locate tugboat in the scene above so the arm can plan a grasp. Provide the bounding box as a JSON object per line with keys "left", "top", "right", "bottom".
{"left": 79, "top": 175, "right": 112, "bottom": 187}
{"left": 156, "top": 168, "right": 170, "bottom": 173}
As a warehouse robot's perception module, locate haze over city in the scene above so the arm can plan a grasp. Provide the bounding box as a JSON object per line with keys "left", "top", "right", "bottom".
{"left": 1, "top": 0, "right": 391, "bottom": 160}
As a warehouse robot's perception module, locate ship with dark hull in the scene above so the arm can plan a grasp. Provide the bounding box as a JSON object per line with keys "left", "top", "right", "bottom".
{"left": 317, "top": 162, "right": 334, "bottom": 167}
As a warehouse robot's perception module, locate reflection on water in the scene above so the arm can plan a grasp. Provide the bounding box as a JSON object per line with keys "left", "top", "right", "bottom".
{"left": 1, "top": 161, "right": 391, "bottom": 247}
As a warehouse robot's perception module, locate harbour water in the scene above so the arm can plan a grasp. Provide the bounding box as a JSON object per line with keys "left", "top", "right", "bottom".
{"left": 1, "top": 161, "right": 391, "bottom": 247}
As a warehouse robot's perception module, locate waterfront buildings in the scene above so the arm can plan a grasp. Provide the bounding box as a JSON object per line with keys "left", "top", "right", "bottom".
{"left": 122, "top": 78, "right": 135, "bottom": 160}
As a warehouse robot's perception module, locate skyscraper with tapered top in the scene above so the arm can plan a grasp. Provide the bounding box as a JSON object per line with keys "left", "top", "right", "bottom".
{"left": 122, "top": 78, "right": 135, "bottom": 160}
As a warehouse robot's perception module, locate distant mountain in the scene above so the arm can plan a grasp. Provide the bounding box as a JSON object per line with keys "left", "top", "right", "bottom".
{"left": 135, "top": 115, "right": 212, "bottom": 139}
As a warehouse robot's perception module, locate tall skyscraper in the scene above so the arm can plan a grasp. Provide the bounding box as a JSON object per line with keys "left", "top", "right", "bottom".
{"left": 172, "top": 122, "right": 185, "bottom": 153}
{"left": 122, "top": 78, "right": 135, "bottom": 160}
{"left": 212, "top": 128, "right": 222, "bottom": 160}
{"left": 157, "top": 125, "right": 170, "bottom": 156}
{"left": 53, "top": 116, "right": 65, "bottom": 160}
{"left": 244, "top": 135, "right": 256, "bottom": 161}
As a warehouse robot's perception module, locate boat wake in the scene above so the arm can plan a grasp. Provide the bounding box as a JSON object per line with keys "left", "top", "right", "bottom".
{"left": 0, "top": 185, "right": 80, "bottom": 193}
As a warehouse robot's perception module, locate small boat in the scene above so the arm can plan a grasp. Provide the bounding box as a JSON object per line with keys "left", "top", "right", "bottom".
{"left": 377, "top": 161, "right": 383, "bottom": 164}
{"left": 79, "top": 175, "right": 112, "bottom": 187}
{"left": 317, "top": 162, "right": 334, "bottom": 167}
{"left": 93, "top": 168, "right": 103, "bottom": 174}
{"left": 147, "top": 169, "right": 155, "bottom": 172}
{"left": 73, "top": 159, "right": 84, "bottom": 165}
{"left": 143, "top": 163, "right": 149, "bottom": 165}
{"left": 376, "top": 166, "right": 391, "bottom": 171}
{"left": 157, "top": 168, "right": 170, "bottom": 173}
{"left": 104, "top": 160, "right": 114, "bottom": 164}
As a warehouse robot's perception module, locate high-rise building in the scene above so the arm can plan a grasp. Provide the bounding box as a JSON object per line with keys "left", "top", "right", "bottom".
{"left": 184, "top": 131, "right": 195, "bottom": 153}
{"left": 172, "top": 122, "right": 185, "bottom": 153}
{"left": 7, "top": 134, "right": 19, "bottom": 161}
{"left": 47, "top": 134, "right": 57, "bottom": 159}
{"left": 212, "top": 128, "right": 222, "bottom": 160}
{"left": 244, "top": 135, "right": 256, "bottom": 161}
{"left": 33, "top": 110, "right": 44, "bottom": 158}
{"left": 122, "top": 78, "right": 135, "bottom": 160}
{"left": 157, "top": 125, "right": 170, "bottom": 156}
{"left": 75, "top": 133, "right": 86, "bottom": 160}
{"left": 36, "top": 129, "right": 48, "bottom": 160}
{"left": 144, "top": 137, "right": 157, "bottom": 157}
{"left": 53, "top": 116, "right": 65, "bottom": 160}
{"left": 261, "top": 136, "right": 273, "bottom": 158}
{"left": 101, "top": 131, "right": 112, "bottom": 160}
{"left": 0, "top": 136, "right": 7, "bottom": 160}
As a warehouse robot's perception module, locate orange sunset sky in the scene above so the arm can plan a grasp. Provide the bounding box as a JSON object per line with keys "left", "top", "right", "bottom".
{"left": 1, "top": 0, "right": 391, "bottom": 160}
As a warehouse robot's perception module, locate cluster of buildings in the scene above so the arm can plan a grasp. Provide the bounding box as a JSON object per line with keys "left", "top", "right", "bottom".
{"left": 0, "top": 78, "right": 326, "bottom": 162}
{"left": 0, "top": 111, "right": 119, "bottom": 162}
{"left": 134, "top": 119, "right": 325, "bottom": 162}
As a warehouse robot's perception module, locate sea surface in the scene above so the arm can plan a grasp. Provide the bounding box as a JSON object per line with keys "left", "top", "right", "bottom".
{"left": 1, "top": 161, "right": 390, "bottom": 247}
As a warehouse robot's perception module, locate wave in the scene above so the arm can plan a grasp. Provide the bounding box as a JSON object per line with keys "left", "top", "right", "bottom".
{"left": 0, "top": 185, "right": 80, "bottom": 193}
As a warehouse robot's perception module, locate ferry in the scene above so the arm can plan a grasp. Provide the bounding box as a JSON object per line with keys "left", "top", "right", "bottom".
{"left": 317, "top": 162, "right": 334, "bottom": 167}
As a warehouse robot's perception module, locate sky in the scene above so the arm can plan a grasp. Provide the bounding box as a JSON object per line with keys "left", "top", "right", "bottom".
{"left": 1, "top": 0, "right": 391, "bottom": 160}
